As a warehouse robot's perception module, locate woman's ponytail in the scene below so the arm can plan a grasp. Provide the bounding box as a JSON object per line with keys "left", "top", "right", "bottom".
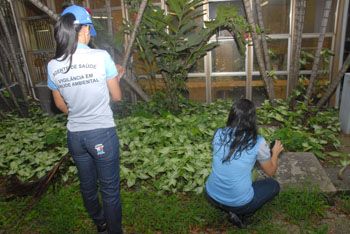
{"left": 53, "top": 13, "right": 82, "bottom": 72}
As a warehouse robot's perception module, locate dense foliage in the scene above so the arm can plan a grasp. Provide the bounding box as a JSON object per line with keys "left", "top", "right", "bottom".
{"left": 0, "top": 108, "right": 68, "bottom": 181}
{"left": 0, "top": 100, "right": 341, "bottom": 193}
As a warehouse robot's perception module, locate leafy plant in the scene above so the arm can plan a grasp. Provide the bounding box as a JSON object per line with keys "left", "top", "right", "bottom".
{"left": 129, "top": 0, "right": 247, "bottom": 112}
{"left": 0, "top": 99, "right": 342, "bottom": 193}
{"left": 0, "top": 109, "right": 68, "bottom": 182}
{"left": 257, "top": 99, "right": 340, "bottom": 159}
{"left": 137, "top": 0, "right": 217, "bottom": 111}
{"left": 337, "top": 153, "right": 350, "bottom": 180}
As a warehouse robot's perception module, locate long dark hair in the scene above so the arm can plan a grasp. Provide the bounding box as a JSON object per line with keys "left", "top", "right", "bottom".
{"left": 222, "top": 99, "right": 258, "bottom": 163}
{"left": 53, "top": 13, "right": 82, "bottom": 72}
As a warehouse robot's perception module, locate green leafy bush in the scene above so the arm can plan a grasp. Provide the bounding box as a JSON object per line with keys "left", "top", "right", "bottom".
{"left": 0, "top": 109, "right": 68, "bottom": 181}
{"left": 258, "top": 99, "right": 340, "bottom": 159}
{"left": 0, "top": 99, "right": 341, "bottom": 193}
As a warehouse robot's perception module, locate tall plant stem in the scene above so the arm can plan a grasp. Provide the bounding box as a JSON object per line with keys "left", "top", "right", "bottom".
{"left": 243, "top": 0, "right": 275, "bottom": 101}
{"left": 254, "top": 0, "right": 272, "bottom": 72}
{"left": 288, "top": 0, "right": 306, "bottom": 96}
{"left": 304, "top": 0, "right": 332, "bottom": 105}
{"left": 316, "top": 53, "right": 350, "bottom": 109}
{"left": 121, "top": 0, "right": 150, "bottom": 101}
{"left": 0, "top": 12, "right": 28, "bottom": 104}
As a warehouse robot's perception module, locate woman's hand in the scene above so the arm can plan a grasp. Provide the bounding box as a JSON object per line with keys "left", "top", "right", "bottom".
{"left": 115, "top": 64, "right": 125, "bottom": 81}
{"left": 272, "top": 140, "right": 284, "bottom": 157}
{"left": 259, "top": 140, "right": 284, "bottom": 177}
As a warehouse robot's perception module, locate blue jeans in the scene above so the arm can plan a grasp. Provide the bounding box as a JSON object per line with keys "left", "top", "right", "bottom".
{"left": 68, "top": 127, "right": 122, "bottom": 234}
{"left": 205, "top": 178, "right": 280, "bottom": 217}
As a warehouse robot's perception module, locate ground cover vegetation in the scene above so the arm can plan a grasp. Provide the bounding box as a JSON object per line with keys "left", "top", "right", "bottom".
{"left": 0, "top": 97, "right": 347, "bottom": 233}
{"left": 0, "top": 98, "right": 342, "bottom": 193}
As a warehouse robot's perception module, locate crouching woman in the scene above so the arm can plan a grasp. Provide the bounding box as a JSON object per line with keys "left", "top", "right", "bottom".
{"left": 205, "top": 99, "right": 284, "bottom": 227}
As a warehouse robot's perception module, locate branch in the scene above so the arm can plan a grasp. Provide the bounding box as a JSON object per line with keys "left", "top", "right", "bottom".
{"left": 27, "top": 0, "right": 59, "bottom": 21}
{"left": 121, "top": 0, "right": 150, "bottom": 101}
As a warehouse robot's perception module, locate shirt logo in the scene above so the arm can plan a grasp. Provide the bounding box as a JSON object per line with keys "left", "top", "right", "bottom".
{"left": 95, "top": 144, "right": 105, "bottom": 155}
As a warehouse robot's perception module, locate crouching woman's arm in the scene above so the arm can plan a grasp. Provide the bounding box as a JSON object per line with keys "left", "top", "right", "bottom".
{"left": 259, "top": 140, "right": 284, "bottom": 177}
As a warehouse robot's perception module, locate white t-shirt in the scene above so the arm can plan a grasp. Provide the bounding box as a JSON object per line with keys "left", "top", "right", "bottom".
{"left": 47, "top": 43, "right": 118, "bottom": 132}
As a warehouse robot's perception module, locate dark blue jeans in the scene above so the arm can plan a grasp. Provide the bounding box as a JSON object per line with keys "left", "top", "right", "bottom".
{"left": 68, "top": 127, "right": 122, "bottom": 234}
{"left": 205, "top": 178, "right": 280, "bottom": 217}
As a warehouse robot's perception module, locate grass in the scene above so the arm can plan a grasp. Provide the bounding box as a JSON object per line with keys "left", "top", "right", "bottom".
{"left": 274, "top": 186, "right": 328, "bottom": 222}
{"left": 0, "top": 184, "right": 341, "bottom": 234}
{"left": 337, "top": 194, "right": 350, "bottom": 215}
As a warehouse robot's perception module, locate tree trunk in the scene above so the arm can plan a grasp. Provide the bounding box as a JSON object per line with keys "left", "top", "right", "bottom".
{"left": 243, "top": 0, "right": 275, "bottom": 101}
{"left": 316, "top": 53, "right": 350, "bottom": 109}
{"left": 304, "top": 0, "right": 332, "bottom": 105}
{"left": 288, "top": 0, "right": 306, "bottom": 95}
{"left": 27, "top": 0, "right": 150, "bottom": 102}
{"left": 27, "top": 0, "right": 59, "bottom": 21}
{"left": 121, "top": 0, "right": 150, "bottom": 101}
{"left": 105, "top": 0, "right": 115, "bottom": 59}
{"left": 0, "top": 12, "right": 29, "bottom": 104}
{"left": 254, "top": 0, "right": 272, "bottom": 77}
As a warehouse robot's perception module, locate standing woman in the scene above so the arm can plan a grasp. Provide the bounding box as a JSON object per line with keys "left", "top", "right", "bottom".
{"left": 47, "top": 5, "right": 124, "bottom": 234}
{"left": 205, "top": 99, "right": 284, "bottom": 227}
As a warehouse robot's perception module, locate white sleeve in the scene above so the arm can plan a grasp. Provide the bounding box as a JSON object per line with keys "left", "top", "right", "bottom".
{"left": 257, "top": 138, "right": 271, "bottom": 162}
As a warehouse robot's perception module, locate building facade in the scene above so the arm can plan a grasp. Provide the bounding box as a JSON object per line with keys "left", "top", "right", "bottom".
{"left": 8, "top": 0, "right": 350, "bottom": 105}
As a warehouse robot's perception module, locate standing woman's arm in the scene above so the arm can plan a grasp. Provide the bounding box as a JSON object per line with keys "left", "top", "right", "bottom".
{"left": 52, "top": 90, "right": 68, "bottom": 114}
{"left": 107, "top": 64, "right": 124, "bottom": 102}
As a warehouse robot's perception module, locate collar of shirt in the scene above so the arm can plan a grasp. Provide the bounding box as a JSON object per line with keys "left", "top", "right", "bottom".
{"left": 77, "top": 43, "right": 89, "bottom": 49}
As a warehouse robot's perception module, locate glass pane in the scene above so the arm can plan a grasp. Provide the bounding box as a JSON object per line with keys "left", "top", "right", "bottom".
{"left": 54, "top": 0, "right": 67, "bottom": 13}
{"left": 189, "top": 57, "right": 205, "bottom": 73}
{"left": 300, "top": 37, "right": 333, "bottom": 71}
{"left": 303, "top": 0, "right": 337, "bottom": 33}
{"left": 112, "top": 10, "right": 123, "bottom": 32}
{"left": 137, "top": 77, "right": 164, "bottom": 96}
{"left": 25, "top": 19, "right": 54, "bottom": 50}
{"left": 209, "top": 1, "right": 245, "bottom": 19}
{"left": 92, "top": 12, "right": 108, "bottom": 32}
{"left": 91, "top": 10, "right": 122, "bottom": 33}
{"left": 253, "top": 39, "right": 288, "bottom": 72}
{"left": 19, "top": 0, "right": 47, "bottom": 17}
{"left": 90, "top": 0, "right": 121, "bottom": 9}
{"left": 187, "top": 77, "right": 206, "bottom": 102}
{"left": 209, "top": 1, "right": 245, "bottom": 37}
{"left": 268, "top": 39, "right": 288, "bottom": 71}
{"left": 273, "top": 77, "right": 288, "bottom": 99}
{"left": 138, "top": 76, "right": 206, "bottom": 101}
{"left": 132, "top": 53, "right": 159, "bottom": 78}
{"left": 261, "top": 0, "right": 290, "bottom": 34}
{"left": 252, "top": 86, "right": 268, "bottom": 105}
{"left": 212, "top": 76, "right": 245, "bottom": 101}
{"left": 27, "top": 51, "right": 54, "bottom": 84}
{"left": 212, "top": 41, "right": 245, "bottom": 72}
{"left": 252, "top": 76, "right": 287, "bottom": 101}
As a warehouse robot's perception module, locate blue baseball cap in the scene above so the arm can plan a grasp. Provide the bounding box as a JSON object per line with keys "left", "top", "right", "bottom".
{"left": 61, "top": 5, "right": 97, "bottom": 37}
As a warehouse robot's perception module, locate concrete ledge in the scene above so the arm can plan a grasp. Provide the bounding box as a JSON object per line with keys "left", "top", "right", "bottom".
{"left": 274, "top": 152, "right": 337, "bottom": 193}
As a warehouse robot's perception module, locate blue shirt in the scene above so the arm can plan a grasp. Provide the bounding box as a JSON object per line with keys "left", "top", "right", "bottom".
{"left": 47, "top": 43, "right": 118, "bottom": 132}
{"left": 205, "top": 128, "right": 270, "bottom": 207}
